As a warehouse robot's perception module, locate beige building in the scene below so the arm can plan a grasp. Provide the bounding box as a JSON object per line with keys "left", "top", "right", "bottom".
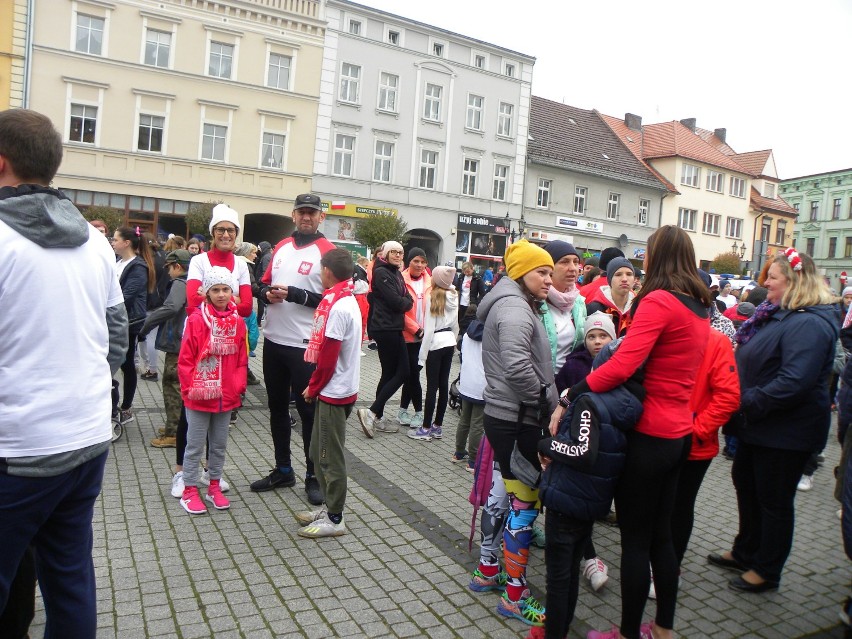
{"left": 0, "top": 0, "right": 28, "bottom": 110}
{"left": 29, "top": 0, "right": 326, "bottom": 242}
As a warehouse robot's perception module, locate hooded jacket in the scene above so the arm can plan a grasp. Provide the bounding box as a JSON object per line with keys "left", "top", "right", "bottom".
{"left": 401, "top": 267, "right": 432, "bottom": 342}
{"left": 584, "top": 285, "right": 634, "bottom": 336}
{"left": 736, "top": 303, "right": 839, "bottom": 452}
{"left": 478, "top": 276, "right": 557, "bottom": 426}
{"left": 367, "top": 258, "right": 413, "bottom": 333}
{"left": 139, "top": 275, "right": 187, "bottom": 354}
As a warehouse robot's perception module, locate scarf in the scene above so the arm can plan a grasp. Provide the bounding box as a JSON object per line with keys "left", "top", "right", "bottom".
{"left": 539, "top": 305, "right": 558, "bottom": 372}
{"left": 547, "top": 285, "right": 580, "bottom": 314}
{"left": 305, "top": 279, "right": 354, "bottom": 364}
{"left": 735, "top": 300, "right": 779, "bottom": 346}
{"left": 187, "top": 302, "right": 239, "bottom": 401}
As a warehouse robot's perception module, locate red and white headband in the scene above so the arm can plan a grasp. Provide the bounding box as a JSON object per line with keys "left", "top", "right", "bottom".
{"left": 784, "top": 247, "right": 802, "bottom": 272}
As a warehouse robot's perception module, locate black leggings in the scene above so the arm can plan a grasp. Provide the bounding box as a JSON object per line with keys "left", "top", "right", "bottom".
{"left": 671, "top": 458, "right": 712, "bottom": 566}
{"left": 370, "top": 331, "right": 409, "bottom": 419}
{"left": 399, "top": 341, "right": 423, "bottom": 412}
{"left": 615, "top": 431, "right": 691, "bottom": 638}
{"left": 483, "top": 413, "right": 543, "bottom": 480}
{"left": 423, "top": 346, "right": 454, "bottom": 427}
{"left": 118, "top": 332, "right": 139, "bottom": 410}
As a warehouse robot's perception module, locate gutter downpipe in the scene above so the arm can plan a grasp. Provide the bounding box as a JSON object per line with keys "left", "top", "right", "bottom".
{"left": 23, "top": 0, "right": 35, "bottom": 107}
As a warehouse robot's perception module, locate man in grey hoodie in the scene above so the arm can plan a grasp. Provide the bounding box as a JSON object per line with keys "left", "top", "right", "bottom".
{"left": 0, "top": 109, "right": 128, "bottom": 639}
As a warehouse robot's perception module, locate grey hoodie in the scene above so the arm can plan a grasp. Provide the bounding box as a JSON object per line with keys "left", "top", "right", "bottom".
{"left": 477, "top": 276, "right": 557, "bottom": 426}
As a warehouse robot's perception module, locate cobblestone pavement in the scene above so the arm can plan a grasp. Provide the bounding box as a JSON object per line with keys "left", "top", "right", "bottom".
{"left": 29, "top": 343, "right": 851, "bottom": 638}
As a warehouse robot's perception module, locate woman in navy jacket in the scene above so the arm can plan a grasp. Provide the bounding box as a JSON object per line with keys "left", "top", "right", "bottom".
{"left": 710, "top": 249, "right": 838, "bottom": 593}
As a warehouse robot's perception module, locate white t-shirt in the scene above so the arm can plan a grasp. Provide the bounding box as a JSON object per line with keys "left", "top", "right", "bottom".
{"left": 320, "top": 295, "right": 362, "bottom": 399}
{"left": 187, "top": 251, "right": 251, "bottom": 293}
{"left": 410, "top": 277, "right": 426, "bottom": 326}
{"left": 114, "top": 256, "right": 133, "bottom": 279}
{"left": 717, "top": 293, "right": 736, "bottom": 309}
{"left": 460, "top": 275, "right": 472, "bottom": 306}
{"left": 550, "top": 305, "right": 577, "bottom": 370}
{"left": 0, "top": 223, "right": 124, "bottom": 456}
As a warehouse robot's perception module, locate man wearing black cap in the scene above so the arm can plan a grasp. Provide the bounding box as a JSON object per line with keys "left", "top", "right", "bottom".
{"left": 252, "top": 194, "right": 335, "bottom": 505}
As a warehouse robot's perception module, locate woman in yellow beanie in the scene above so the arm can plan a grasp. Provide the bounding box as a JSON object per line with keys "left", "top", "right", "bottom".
{"left": 475, "top": 240, "right": 556, "bottom": 627}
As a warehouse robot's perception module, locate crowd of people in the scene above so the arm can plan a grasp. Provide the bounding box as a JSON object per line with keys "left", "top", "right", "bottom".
{"left": 1, "top": 108, "right": 848, "bottom": 639}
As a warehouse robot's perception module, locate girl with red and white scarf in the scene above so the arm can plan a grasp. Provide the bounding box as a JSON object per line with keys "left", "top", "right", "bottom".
{"left": 178, "top": 267, "right": 247, "bottom": 515}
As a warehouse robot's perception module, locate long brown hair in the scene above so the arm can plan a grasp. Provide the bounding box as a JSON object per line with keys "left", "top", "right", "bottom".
{"left": 116, "top": 226, "right": 156, "bottom": 293}
{"left": 634, "top": 225, "right": 712, "bottom": 308}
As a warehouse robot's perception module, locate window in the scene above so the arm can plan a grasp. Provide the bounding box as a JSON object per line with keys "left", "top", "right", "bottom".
{"left": 466, "top": 94, "right": 484, "bottom": 130}
{"left": 775, "top": 220, "right": 787, "bottom": 245}
{"left": 573, "top": 186, "right": 587, "bottom": 214}
{"left": 144, "top": 29, "right": 170, "bottom": 67}
{"left": 726, "top": 216, "right": 743, "bottom": 239}
{"left": 760, "top": 222, "right": 770, "bottom": 243}
{"left": 638, "top": 199, "right": 650, "bottom": 226}
{"left": 137, "top": 114, "right": 164, "bottom": 152}
{"left": 702, "top": 212, "right": 721, "bottom": 235}
{"left": 378, "top": 72, "right": 398, "bottom": 112}
{"left": 845, "top": 237, "right": 852, "bottom": 258}
{"left": 497, "top": 102, "right": 513, "bottom": 137}
{"left": 537, "top": 178, "right": 552, "bottom": 209}
{"left": 706, "top": 170, "right": 724, "bottom": 193}
{"left": 261, "top": 132, "right": 285, "bottom": 169}
{"left": 339, "top": 63, "right": 360, "bottom": 103}
{"left": 730, "top": 176, "right": 746, "bottom": 198}
{"left": 834, "top": 198, "right": 842, "bottom": 219}
{"left": 678, "top": 207, "right": 696, "bottom": 231}
{"left": 75, "top": 14, "right": 104, "bottom": 55}
{"left": 419, "top": 149, "right": 438, "bottom": 189}
{"left": 333, "top": 133, "right": 355, "bottom": 177}
{"left": 386, "top": 29, "right": 400, "bottom": 45}
{"left": 829, "top": 237, "right": 837, "bottom": 258}
{"left": 348, "top": 20, "right": 361, "bottom": 35}
{"left": 462, "top": 159, "right": 479, "bottom": 196}
{"left": 473, "top": 53, "right": 486, "bottom": 69}
{"left": 201, "top": 124, "right": 227, "bottom": 161}
{"left": 504, "top": 62, "right": 515, "bottom": 77}
{"left": 209, "top": 42, "right": 234, "bottom": 79}
{"left": 763, "top": 183, "right": 776, "bottom": 199}
{"left": 69, "top": 104, "right": 97, "bottom": 143}
{"left": 267, "top": 53, "right": 292, "bottom": 90}
{"left": 607, "top": 193, "right": 620, "bottom": 220}
{"left": 806, "top": 238, "right": 815, "bottom": 255}
{"left": 810, "top": 201, "right": 819, "bottom": 221}
{"left": 423, "top": 83, "right": 442, "bottom": 121}
{"left": 681, "top": 164, "right": 700, "bottom": 187}
{"left": 432, "top": 42, "right": 445, "bottom": 58}
{"left": 492, "top": 164, "right": 508, "bottom": 201}
{"left": 373, "top": 141, "right": 393, "bottom": 182}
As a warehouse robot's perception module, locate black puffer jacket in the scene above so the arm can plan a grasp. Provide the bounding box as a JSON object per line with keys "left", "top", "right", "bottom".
{"left": 120, "top": 256, "right": 149, "bottom": 334}
{"left": 368, "top": 258, "right": 413, "bottom": 333}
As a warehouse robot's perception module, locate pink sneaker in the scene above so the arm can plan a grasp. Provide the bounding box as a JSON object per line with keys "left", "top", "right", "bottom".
{"left": 525, "top": 626, "right": 546, "bottom": 639}
{"left": 180, "top": 486, "right": 207, "bottom": 515}
{"left": 639, "top": 621, "right": 655, "bottom": 639}
{"left": 587, "top": 627, "right": 620, "bottom": 639}
{"left": 205, "top": 479, "right": 230, "bottom": 510}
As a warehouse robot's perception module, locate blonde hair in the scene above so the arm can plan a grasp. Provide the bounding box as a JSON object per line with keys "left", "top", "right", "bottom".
{"left": 772, "top": 251, "right": 833, "bottom": 310}
{"left": 430, "top": 287, "right": 448, "bottom": 317}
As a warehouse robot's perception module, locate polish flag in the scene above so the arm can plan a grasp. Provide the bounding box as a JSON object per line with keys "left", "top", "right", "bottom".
{"left": 331, "top": 201, "right": 346, "bottom": 210}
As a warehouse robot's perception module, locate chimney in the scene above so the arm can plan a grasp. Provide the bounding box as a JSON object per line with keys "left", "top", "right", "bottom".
{"left": 624, "top": 113, "right": 642, "bottom": 131}
{"left": 680, "top": 118, "right": 696, "bottom": 132}
{"left": 714, "top": 128, "right": 727, "bottom": 144}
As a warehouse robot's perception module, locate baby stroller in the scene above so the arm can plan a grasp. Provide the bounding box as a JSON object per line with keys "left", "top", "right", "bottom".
{"left": 448, "top": 374, "right": 462, "bottom": 415}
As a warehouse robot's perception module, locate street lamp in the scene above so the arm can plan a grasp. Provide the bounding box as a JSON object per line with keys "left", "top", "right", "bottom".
{"left": 731, "top": 241, "right": 746, "bottom": 258}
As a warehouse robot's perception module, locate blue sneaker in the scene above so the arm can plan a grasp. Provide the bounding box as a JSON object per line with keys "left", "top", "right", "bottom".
{"left": 429, "top": 424, "right": 443, "bottom": 439}
{"left": 407, "top": 426, "right": 432, "bottom": 441}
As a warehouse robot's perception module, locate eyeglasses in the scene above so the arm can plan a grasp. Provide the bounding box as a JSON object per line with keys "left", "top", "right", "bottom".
{"left": 213, "top": 227, "right": 237, "bottom": 236}
{"left": 387, "top": 250, "right": 403, "bottom": 256}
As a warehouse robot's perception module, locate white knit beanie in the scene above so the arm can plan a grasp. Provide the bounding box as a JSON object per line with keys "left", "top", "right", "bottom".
{"left": 202, "top": 266, "right": 236, "bottom": 294}
{"left": 209, "top": 204, "right": 240, "bottom": 235}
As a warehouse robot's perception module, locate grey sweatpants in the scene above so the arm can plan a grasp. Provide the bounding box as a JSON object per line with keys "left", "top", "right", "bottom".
{"left": 183, "top": 408, "right": 230, "bottom": 487}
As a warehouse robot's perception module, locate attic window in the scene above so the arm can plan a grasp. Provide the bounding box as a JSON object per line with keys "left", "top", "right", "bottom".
{"left": 602, "top": 153, "right": 610, "bottom": 160}
{"left": 568, "top": 118, "right": 576, "bottom": 125}
{"left": 626, "top": 136, "right": 634, "bottom": 143}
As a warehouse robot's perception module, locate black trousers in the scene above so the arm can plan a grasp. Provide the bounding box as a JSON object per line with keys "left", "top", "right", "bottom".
{"left": 731, "top": 441, "right": 810, "bottom": 583}
{"left": 671, "top": 458, "right": 712, "bottom": 566}
{"left": 0, "top": 546, "right": 35, "bottom": 639}
{"left": 423, "top": 346, "right": 454, "bottom": 427}
{"left": 370, "top": 331, "right": 409, "bottom": 419}
{"left": 615, "top": 431, "right": 691, "bottom": 638}
{"left": 118, "top": 332, "right": 139, "bottom": 410}
{"left": 544, "top": 511, "right": 593, "bottom": 639}
{"left": 399, "top": 341, "right": 423, "bottom": 412}
{"left": 483, "top": 413, "right": 543, "bottom": 480}
{"left": 263, "top": 339, "right": 316, "bottom": 474}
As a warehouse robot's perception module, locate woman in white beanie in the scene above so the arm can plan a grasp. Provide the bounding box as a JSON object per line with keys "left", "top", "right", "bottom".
{"left": 186, "top": 204, "right": 253, "bottom": 317}
{"left": 408, "top": 265, "right": 458, "bottom": 441}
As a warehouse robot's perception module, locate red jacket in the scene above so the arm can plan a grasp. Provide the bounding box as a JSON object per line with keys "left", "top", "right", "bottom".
{"left": 586, "top": 290, "right": 709, "bottom": 439}
{"left": 688, "top": 329, "right": 740, "bottom": 460}
{"left": 178, "top": 305, "right": 248, "bottom": 412}
{"left": 584, "top": 285, "right": 634, "bottom": 336}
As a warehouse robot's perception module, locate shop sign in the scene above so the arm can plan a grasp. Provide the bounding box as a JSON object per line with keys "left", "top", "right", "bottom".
{"left": 321, "top": 201, "right": 397, "bottom": 218}
{"left": 457, "top": 214, "right": 511, "bottom": 235}
{"left": 555, "top": 216, "right": 603, "bottom": 234}
{"left": 527, "top": 230, "right": 573, "bottom": 244}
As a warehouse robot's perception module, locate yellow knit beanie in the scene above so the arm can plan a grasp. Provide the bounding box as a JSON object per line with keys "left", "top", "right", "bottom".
{"left": 504, "top": 239, "right": 554, "bottom": 281}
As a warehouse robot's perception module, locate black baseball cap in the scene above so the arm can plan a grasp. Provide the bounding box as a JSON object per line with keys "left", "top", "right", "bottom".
{"left": 293, "top": 193, "right": 323, "bottom": 212}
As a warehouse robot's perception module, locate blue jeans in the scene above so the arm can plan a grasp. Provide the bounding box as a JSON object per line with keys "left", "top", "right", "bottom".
{"left": 0, "top": 451, "right": 108, "bottom": 639}
{"left": 544, "top": 510, "right": 593, "bottom": 639}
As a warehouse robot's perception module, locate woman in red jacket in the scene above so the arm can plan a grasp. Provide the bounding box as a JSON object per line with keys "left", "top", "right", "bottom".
{"left": 570, "top": 226, "right": 712, "bottom": 639}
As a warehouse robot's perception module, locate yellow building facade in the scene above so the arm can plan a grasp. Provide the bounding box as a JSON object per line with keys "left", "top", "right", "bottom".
{"left": 29, "top": 0, "right": 325, "bottom": 242}
{"left": 0, "top": 0, "right": 28, "bottom": 110}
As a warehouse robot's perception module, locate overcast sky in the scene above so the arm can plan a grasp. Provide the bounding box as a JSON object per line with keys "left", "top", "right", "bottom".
{"left": 359, "top": 0, "right": 851, "bottom": 179}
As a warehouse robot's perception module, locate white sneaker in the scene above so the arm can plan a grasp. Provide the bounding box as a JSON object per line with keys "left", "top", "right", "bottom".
{"left": 398, "top": 408, "right": 412, "bottom": 425}
{"left": 583, "top": 557, "right": 609, "bottom": 592}
{"left": 797, "top": 475, "right": 813, "bottom": 491}
{"left": 171, "top": 471, "right": 185, "bottom": 498}
{"left": 295, "top": 507, "right": 326, "bottom": 526}
{"left": 297, "top": 513, "right": 346, "bottom": 538}
{"left": 357, "top": 408, "right": 375, "bottom": 438}
{"left": 375, "top": 416, "right": 399, "bottom": 433}
{"left": 200, "top": 468, "right": 230, "bottom": 493}
{"left": 409, "top": 411, "right": 424, "bottom": 429}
